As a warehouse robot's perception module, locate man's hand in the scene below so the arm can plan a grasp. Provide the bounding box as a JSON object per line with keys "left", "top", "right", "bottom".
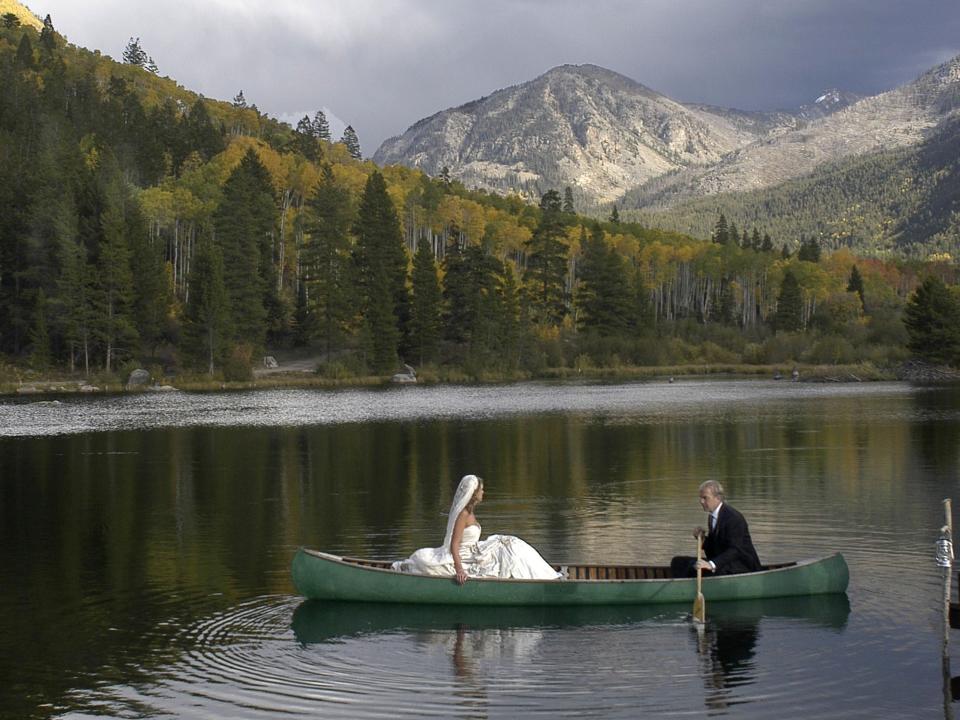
{"left": 695, "top": 559, "right": 714, "bottom": 572}
{"left": 692, "top": 526, "right": 706, "bottom": 539}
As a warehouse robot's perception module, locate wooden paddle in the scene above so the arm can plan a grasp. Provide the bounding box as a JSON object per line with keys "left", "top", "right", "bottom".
{"left": 693, "top": 532, "right": 706, "bottom": 624}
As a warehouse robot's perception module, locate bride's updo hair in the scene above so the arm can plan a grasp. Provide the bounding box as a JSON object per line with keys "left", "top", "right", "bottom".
{"left": 466, "top": 477, "right": 484, "bottom": 512}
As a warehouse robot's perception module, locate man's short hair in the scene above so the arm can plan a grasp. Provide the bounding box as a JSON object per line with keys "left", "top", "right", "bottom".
{"left": 699, "top": 480, "right": 725, "bottom": 500}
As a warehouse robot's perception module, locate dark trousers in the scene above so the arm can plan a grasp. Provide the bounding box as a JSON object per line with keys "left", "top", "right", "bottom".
{"left": 670, "top": 555, "right": 700, "bottom": 578}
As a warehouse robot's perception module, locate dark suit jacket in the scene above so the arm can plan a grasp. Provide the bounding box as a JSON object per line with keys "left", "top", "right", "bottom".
{"left": 703, "top": 503, "right": 761, "bottom": 575}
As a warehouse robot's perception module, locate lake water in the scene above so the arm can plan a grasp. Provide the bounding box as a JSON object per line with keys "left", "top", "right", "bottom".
{"left": 1, "top": 379, "right": 959, "bottom": 719}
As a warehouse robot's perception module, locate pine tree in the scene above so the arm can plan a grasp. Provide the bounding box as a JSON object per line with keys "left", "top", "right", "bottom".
{"left": 575, "top": 225, "right": 631, "bottom": 335}
{"left": 773, "top": 269, "right": 803, "bottom": 333}
{"left": 341, "top": 125, "right": 362, "bottom": 160}
{"left": 440, "top": 234, "right": 469, "bottom": 344}
{"left": 15, "top": 34, "right": 34, "bottom": 69}
{"left": 93, "top": 178, "right": 138, "bottom": 372}
{"left": 798, "top": 237, "right": 821, "bottom": 262}
{"left": 57, "top": 235, "right": 94, "bottom": 375}
{"left": 524, "top": 190, "right": 568, "bottom": 325}
{"left": 442, "top": 243, "right": 508, "bottom": 362}
{"left": 847, "top": 264, "right": 865, "bottom": 310}
{"left": 213, "top": 148, "right": 276, "bottom": 350}
{"left": 294, "top": 115, "right": 319, "bottom": 160}
{"left": 728, "top": 222, "right": 739, "bottom": 251}
{"left": 122, "top": 37, "right": 148, "bottom": 67}
{"left": 182, "top": 99, "right": 225, "bottom": 161}
{"left": 761, "top": 233, "right": 774, "bottom": 252}
{"left": 1, "top": 13, "right": 21, "bottom": 29}
{"left": 128, "top": 203, "right": 170, "bottom": 355}
{"left": 302, "top": 164, "right": 354, "bottom": 353}
{"left": 713, "top": 213, "right": 729, "bottom": 245}
{"left": 563, "top": 186, "right": 575, "bottom": 214}
{"left": 903, "top": 276, "right": 960, "bottom": 366}
{"left": 609, "top": 204, "right": 620, "bottom": 224}
{"left": 353, "top": 171, "right": 407, "bottom": 372}
{"left": 312, "top": 110, "right": 330, "bottom": 142}
{"left": 180, "top": 234, "right": 230, "bottom": 373}
{"left": 39, "top": 14, "right": 57, "bottom": 53}
{"left": 409, "top": 238, "right": 442, "bottom": 365}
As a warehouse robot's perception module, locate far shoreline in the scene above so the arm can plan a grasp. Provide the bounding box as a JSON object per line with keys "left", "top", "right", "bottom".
{"left": 1, "top": 361, "right": 916, "bottom": 397}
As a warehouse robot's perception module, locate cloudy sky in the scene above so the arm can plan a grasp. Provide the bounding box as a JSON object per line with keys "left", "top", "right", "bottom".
{"left": 31, "top": 0, "right": 960, "bottom": 156}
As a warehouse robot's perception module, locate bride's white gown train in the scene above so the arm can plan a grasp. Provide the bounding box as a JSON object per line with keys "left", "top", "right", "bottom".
{"left": 392, "top": 524, "right": 562, "bottom": 580}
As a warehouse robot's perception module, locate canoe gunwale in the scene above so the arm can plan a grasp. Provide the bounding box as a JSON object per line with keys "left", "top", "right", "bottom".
{"left": 298, "top": 547, "right": 822, "bottom": 585}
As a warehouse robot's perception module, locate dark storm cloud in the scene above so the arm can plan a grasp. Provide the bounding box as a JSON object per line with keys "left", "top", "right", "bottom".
{"left": 34, "top": 1, "right": 960, "bottom": 155}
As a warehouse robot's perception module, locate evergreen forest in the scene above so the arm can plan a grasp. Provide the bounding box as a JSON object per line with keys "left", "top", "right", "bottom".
{"left": 1, "top": 16, "right": 958, "bottom": 388}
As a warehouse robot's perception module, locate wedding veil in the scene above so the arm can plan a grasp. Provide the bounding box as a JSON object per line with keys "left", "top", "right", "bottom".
{"left": 442, "top": 474, "right": 480, "bottom": 550}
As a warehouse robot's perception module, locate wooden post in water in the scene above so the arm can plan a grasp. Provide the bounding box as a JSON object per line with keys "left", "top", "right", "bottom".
{"left": 941, "top": 498, "right": 954, "bottom": 720}
{"left": 946, "top": 500, "right": 954, "bottom": 658}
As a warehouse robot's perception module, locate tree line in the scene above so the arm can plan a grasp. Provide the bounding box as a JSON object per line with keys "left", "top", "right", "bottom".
{"left": 2, "top": 17, "right": 958, "bottom": 382}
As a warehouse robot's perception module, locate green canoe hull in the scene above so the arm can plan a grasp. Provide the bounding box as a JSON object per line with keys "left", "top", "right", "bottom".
{"left": 291, "top": 549, "right": 849, "bottom": 606}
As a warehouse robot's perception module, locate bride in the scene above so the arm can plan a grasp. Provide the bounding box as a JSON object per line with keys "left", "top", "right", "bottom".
{"left": 392, "top": 474, "right": 562, "bottom": 583}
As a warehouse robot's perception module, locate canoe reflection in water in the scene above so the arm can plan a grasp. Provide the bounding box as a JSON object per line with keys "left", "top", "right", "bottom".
{"left": 292, "top": 593, "right": 850, "bottom": 709}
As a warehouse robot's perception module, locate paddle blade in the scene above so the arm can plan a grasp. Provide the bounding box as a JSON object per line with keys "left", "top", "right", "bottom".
{"left": 693, "top": 591, "right": 705, "bottom": 624}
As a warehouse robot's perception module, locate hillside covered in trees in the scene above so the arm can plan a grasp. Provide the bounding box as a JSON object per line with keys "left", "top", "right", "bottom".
{"left": 0, "top": 14, "right": 957, "bottom": 386}
{"left": 626, "top": 112, "right": 960, "bottom": 261}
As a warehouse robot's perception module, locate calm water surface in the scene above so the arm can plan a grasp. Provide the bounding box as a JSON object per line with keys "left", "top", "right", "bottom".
{"left": 2, "top": 379, "right": 960, "bottom": 719}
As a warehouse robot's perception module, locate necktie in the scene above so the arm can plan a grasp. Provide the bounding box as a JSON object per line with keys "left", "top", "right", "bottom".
{"left": 709, "top": 514, "right": 716, "bottom": 533}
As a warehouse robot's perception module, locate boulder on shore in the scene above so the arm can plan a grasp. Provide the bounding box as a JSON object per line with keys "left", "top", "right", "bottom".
{"left": 391, "top": 364, "right": 417, "bottom": 384}
{"left": 126, "top": 368, "right": 151, "bottom": 388}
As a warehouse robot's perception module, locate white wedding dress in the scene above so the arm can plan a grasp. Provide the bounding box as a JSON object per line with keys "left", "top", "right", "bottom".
{"left": 392, "top": 523, "right": 562, "bottom": 580}
{"left": 392, "top": 474, "right": 562, "bottom": 581}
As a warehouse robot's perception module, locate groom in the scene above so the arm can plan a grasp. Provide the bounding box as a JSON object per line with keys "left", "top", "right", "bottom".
{"left": 670, "top": 480, "right": 761, "bottom": 578}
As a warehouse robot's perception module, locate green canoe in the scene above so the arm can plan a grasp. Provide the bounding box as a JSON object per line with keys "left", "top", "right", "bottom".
{"left": 291, "top": 548, "right": 849, "bottom": 606}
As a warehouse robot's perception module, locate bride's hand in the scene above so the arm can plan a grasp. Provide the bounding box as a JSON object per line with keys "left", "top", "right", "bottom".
{"left": 455, "top": 568, "right": 468, "bottom": 585}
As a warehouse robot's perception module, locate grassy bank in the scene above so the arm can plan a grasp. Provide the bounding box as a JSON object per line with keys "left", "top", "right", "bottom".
{"left": 0, "top": 361, "right": 897, "bottom": 396}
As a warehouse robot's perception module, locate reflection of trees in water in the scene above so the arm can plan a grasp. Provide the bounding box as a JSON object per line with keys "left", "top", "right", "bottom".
{"left": 911, "top": 388, "right": 960, "bottom": 479}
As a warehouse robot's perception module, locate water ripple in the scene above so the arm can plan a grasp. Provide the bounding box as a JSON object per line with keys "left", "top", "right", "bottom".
{"left": 0, "top": 381, "right": 921, "bottom": 437}
{"left": 55, "top": 588, "right": 939, "bottom": 720}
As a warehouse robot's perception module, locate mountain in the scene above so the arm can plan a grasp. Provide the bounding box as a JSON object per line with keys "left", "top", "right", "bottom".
{"left": 374, "top": 64, "right": 863, "bottom": 206}
{"left": 374, "top": 58, "right": 960, "bottom": 214}
{"left": 375, "top": 64, "right": 802, "bottom": 206}
{"left": 627, "top": 55, "right": 960, "bottom": 209}
{"left": 629, "top": 111, "right": 960, "bottom": 258}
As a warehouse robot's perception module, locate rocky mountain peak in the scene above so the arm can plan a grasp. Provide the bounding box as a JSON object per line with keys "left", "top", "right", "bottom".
{"left": 375, "top": 54, "right": 960, "bottom": 209}
{"left": 374, "top": 63, "right": 764, "bottom": 204}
